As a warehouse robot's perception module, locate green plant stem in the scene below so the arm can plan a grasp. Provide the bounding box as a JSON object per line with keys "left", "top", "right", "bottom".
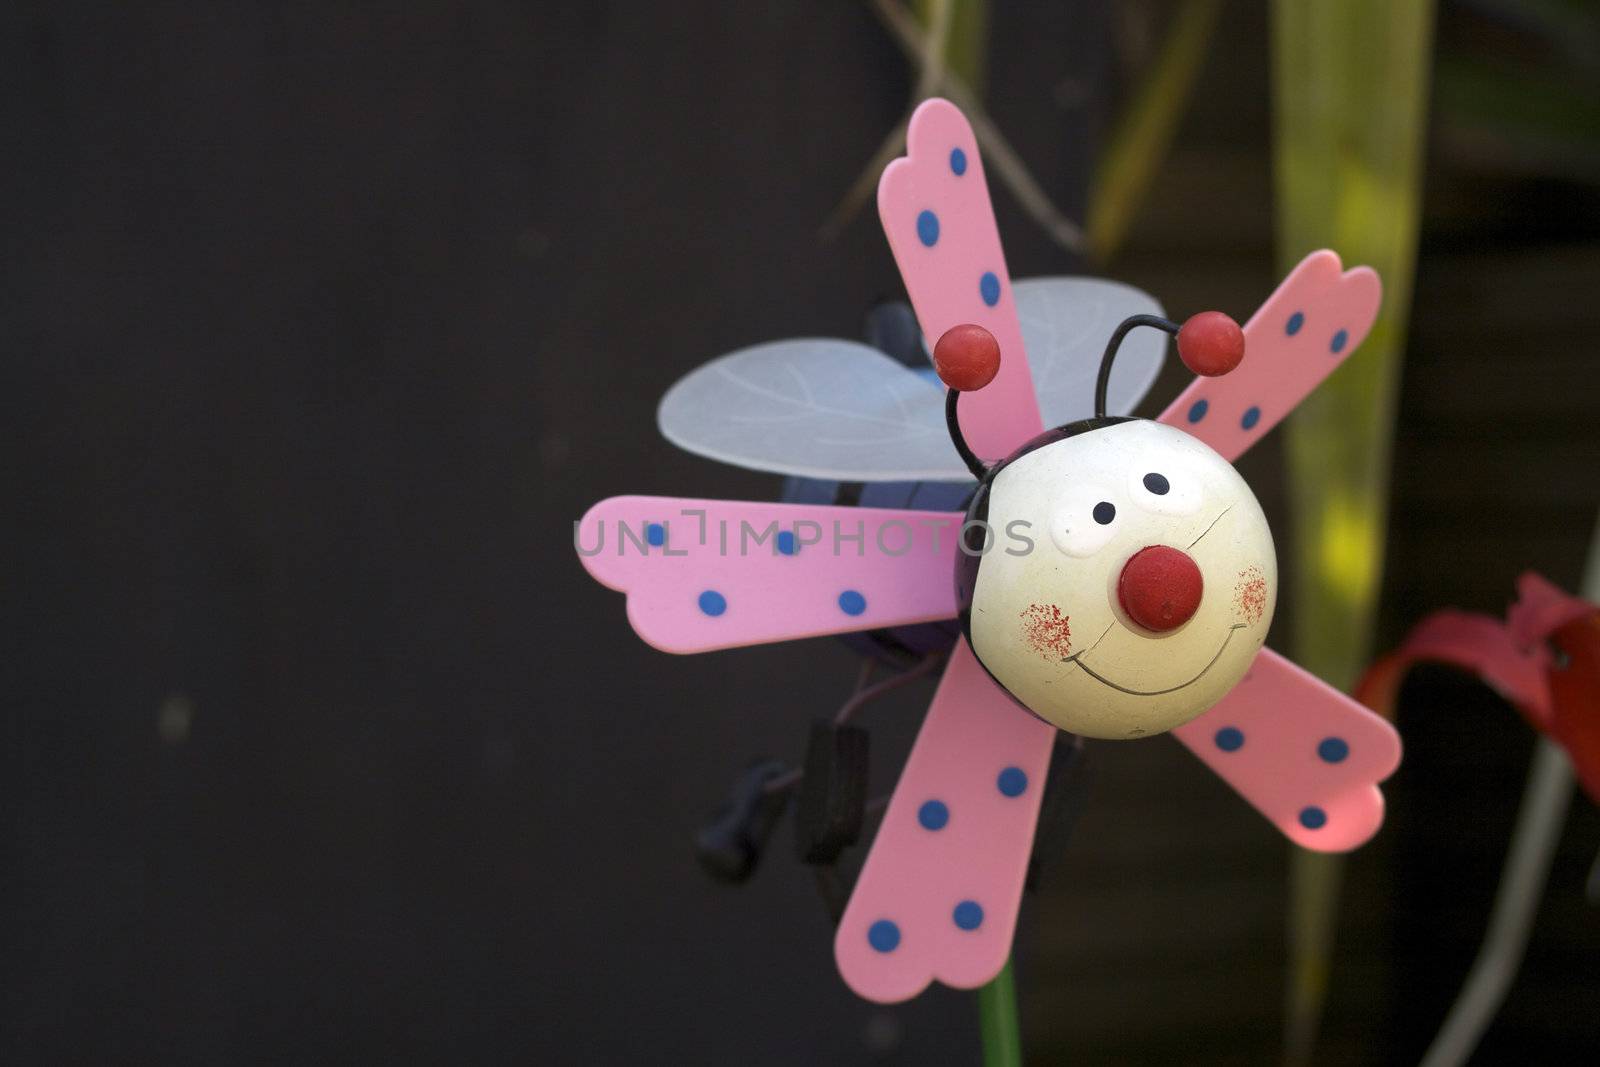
{"left": 1271, "top": 2, "right": 1436, "bottom": 1064}
{"left": 978, "top": 956, "right": 1023, "bottom": 1067}
{"left": 915, "top": 0, "right": 986, "bottom": 94}
{"left": 1087, "top": 0, "right": 1222, "bottom": 263}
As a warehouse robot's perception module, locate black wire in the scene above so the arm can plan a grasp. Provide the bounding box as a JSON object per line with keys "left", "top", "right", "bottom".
{"left": 945, "top": 388, "right": 990, "bottom": 480}
{"left": 1094, "top": 313, "right": 1182, "bottom": 419}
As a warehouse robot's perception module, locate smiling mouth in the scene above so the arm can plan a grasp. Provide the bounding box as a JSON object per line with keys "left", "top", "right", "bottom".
{"left": 1064, "top": 624, "right": 1248, "bottom": 696}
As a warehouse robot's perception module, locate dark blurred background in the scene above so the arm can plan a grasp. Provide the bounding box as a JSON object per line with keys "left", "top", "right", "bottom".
{"left": 4, "top": 2, "right": 1599, "bottom": 1064}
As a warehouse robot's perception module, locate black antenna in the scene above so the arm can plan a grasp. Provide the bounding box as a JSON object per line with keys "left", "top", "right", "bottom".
{"left": 945, "top": 389, "right": 989, "bottom": 481}
{"left": 931, "top": 324, "right": 1003, "bottom": 481}
{"left": 1094, "top": 313, "right": 1181, "bottom": 419}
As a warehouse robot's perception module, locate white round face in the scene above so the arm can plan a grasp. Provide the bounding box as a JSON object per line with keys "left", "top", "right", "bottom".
{"left": 967, "top": 419, "right": 1276, "bottom": 740}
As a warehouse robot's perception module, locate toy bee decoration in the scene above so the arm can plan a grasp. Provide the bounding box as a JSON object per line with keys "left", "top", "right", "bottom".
{"left": 941, "top": 310, "right": 1275, "bottom": 740}
{"left": 575, "top": 99, "right": 1401, "bottom": 1003}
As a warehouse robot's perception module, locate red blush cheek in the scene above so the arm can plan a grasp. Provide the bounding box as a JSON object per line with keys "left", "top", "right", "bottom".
{"left": 1234, "top": 567, "right": 1268, "bottom": 624}
{"left": 1020, "top": 603, "right": 1072, "bottom": 659}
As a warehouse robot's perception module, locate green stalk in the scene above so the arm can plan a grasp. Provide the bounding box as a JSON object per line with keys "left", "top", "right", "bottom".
{"left": 915, "top": 0, "right": 988, "bottom": 96}
{"left": 909, "top": 7, "right": 1024, "bottom": 1059}
{"left": 929, "top": 0, "right": 1020, "bottom": 1039}
{"left": 1270, "top": 2, "right": 1435, "bottom": 1063}
{"left": 978, "top": 956, "right": 1023, "bottom": 1067}
{"left": 1087, "top": 0, "right": 1222, "bottom": 263}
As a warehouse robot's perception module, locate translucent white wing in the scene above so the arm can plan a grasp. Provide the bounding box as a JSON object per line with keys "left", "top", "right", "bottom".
{"left": 657, "top": 277, "right": 1165, "bottom": 483}
{"left": 1017, "top": 277, "right": 1166, "bottom": 427}
{"left": 656, "top": 338, "right": 972, "bottom": 482}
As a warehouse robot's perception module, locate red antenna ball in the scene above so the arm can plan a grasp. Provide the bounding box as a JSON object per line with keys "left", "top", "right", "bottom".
{"left": 933, "top": 323, "right": 1002, "bottom": 391}
{"left": 1176, "top": 311, "right": 1245, "bottom": 377}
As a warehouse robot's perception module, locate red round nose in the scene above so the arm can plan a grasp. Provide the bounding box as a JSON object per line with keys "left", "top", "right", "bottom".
{"left": 1118, "top": 545, "right": 1204, "bottom": 632}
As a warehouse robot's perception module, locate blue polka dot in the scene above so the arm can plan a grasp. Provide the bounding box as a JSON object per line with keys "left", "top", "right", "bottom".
{"left": 953, "top": 900, "right": 984, "bottom": 931}
{"left": 776, "top": 530, "right": 798, "bottom": 555}
{"left": 838, "top": 590, "right": 867, "bottom": 616}
{"left": 1331, "top": 329, "right": 1348, "bottom": 354}
{"left": 646, "top": 522, "right": 666, "bottom": 547}
{"left": 1286, "top": 311, "right": 1304, "bottom": 336}
{"left": 1299, "top": 806, "right": 1328, "bottom": 830}
{"left": 1318, "top": 737, "right": 1349, "bottom": 763}
{"left": 950, "top": 147, "right": 967, "bottom": 175}
{"left": 979, "top": 272, "right": 1001, "bottom": 307}
{"left": 1215, "top": 727, "right": 1244, "bottom": 752}
{"left": 918, "top": 800, "right": 949, "bottom": 830}
{"left": 1241, "top": 406, "right": 1261, "bottom": 430}
{"left": 997, "top": 766, "right": 1028, "bottom": 797}
{"left": 1187, "top": 398, "right": 1208, "bottom": 423}
{"left": 868, "top": 919, "right": 901, "bottom": 953}
{"left": 917, "top": 210, "right": 940, "bottom": 247}
{"left": 698, "top": 590, "right": 727, "bottom": 617}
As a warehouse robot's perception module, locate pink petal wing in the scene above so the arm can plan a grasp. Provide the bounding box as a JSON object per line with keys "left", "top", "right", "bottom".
{"left": 1158, "top": 250, "right": 1382, "bottom": 462}
{"left": 576, "top": 496, "right": 961, "bottom": 653}
{"left": 878, "top": 98, "right": 1044, "bottom": 461}
{"left": 1173, "top": 648, "right": 1401, "bottom": 851}
{"left": 1362, "top": 610, "right": 1553, "bottom": 727}
{"left": 1508, "top": 570, "right": 1596, "bottom": 650}
{"left": 835, "top": 639, "right": 1055, "bottom": 1002}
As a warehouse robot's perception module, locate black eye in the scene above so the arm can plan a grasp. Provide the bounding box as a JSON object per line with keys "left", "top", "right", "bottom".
{"left": 1143, "top": 472, "right": 1170, "bottom": 495}
{"left": 1092, "top": 501, "right": 1116, "bottom": 525}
